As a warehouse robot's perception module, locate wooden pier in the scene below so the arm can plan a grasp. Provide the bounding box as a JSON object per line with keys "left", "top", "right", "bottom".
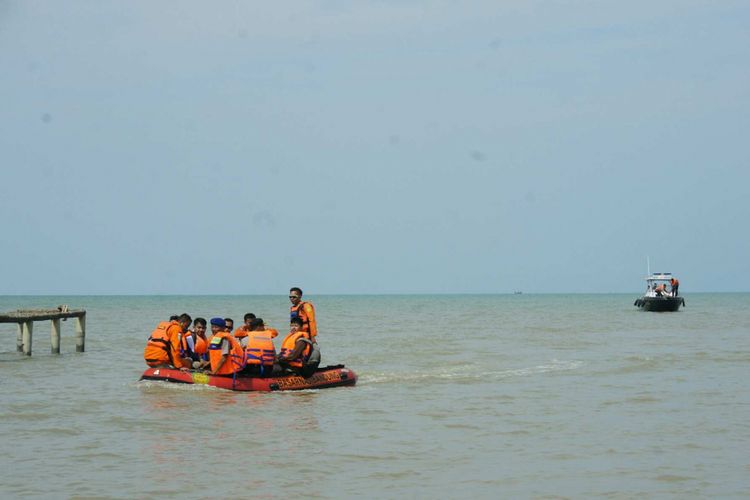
{"left": 0, "top": 307, "right": 86, "bottom": 356}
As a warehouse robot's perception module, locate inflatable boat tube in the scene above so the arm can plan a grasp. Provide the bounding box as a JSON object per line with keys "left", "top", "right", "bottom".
{"left": 140, "top": 364, "right": 357, "bottom": 391}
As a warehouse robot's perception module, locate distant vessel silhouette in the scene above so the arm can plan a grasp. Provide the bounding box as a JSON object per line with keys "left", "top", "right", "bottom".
{"left": 634, "top": 272, "right": 684, "bottom": 312}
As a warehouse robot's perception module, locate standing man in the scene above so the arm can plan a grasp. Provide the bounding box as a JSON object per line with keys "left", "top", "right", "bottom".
{"left": 670, "top": 277, "right": 680, "bottom": 296}
{"left": 289, "top": 287, "right": 317, "bottom": 342}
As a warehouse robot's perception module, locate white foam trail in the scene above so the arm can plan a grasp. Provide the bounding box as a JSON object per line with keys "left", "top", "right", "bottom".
{"left": 361, "top": 359, "right": 583, "bottom": 385}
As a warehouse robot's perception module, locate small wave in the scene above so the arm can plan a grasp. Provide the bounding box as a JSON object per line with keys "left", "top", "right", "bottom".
{"left": 655, "top": 474, "right": 694, "bottom": 482}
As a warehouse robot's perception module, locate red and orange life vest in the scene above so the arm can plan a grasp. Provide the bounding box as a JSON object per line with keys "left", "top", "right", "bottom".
{"left": 245, "top": 329, "right": 277, "bottom": 368}
{"left": 280, "top": 331, "right": 312, "bottom": 368}
{"left": 208, "top": 331, "right": 246, "bottom": 375}
{"left": 144, "top": 321, "right": 180, "bottom": 367}
{"left": 233, "top": 326, "right": 250, "bottom": 339}
{"left": 180, "top": 331, "right": 208, "bottom": 360}
{"left": 290, "top": 301, "right": 317, "bottom": 340}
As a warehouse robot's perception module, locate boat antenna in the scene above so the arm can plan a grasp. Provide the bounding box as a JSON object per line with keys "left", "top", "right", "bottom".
{"left": 647, "top": 256, "right": 650, "bottom": 276}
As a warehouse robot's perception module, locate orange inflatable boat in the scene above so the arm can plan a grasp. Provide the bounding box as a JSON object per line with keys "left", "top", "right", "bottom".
{"left": 140, "top": 364, "right": 357, "bottom": 391}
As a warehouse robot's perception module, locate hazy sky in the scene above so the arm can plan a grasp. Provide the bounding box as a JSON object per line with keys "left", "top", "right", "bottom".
{"left": 1, "top": 1, "right": 748, "bottom": 294}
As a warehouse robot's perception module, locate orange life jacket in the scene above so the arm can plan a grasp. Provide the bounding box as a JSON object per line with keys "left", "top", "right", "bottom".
{"left": 245, "top": 329, "right": 277, "bottom": 367}
{"left": 671, "top": 278, "right": 679, "bottom": 286}
{"left": 233, "top": 326, "right": 250, "bottom": 339}
{"left": 144, "top": 321, "right": 178, "bottom": 367}
{"left": 180, "top": 331, "right": 208, "bottom": 359}
{"left": 280, "top": 331, "right": 312, "bottom": 368}
{"left": 194, "top": 334, "right": 208, "bottom": 356}
{"left": 208, "top": 331, "right": 246, "bottom": 375}
{"left": 290, "top": 301, "right": 317, "bottom": 340}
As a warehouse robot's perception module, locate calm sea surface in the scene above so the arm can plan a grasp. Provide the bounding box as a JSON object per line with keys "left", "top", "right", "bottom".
{"left": 1, "top": 294, "right": 748, "bottom": 499}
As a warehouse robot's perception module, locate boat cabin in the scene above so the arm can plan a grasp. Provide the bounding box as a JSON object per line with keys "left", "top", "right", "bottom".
{"left": 644, "top": 272, "right": 677, "bottom": 297}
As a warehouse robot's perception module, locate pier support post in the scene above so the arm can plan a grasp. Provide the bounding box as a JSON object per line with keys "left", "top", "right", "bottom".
{"left": 22, "top": 321, "right": 33, "bottom": 356}
{"left": 51, "top": 319, "right": 61, "bottom": 354}
{"left": 16, "top": 323, "right": 23, "bottom": 352}
{"left": 75, "top": 314, "right": 86, "bottom": 352}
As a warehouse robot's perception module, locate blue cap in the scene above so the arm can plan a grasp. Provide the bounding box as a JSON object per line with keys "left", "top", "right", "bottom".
{"left": 210, "top": 317, "right": 226, "bottom": 327}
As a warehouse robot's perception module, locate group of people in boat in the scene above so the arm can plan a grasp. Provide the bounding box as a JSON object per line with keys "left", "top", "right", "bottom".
{"left": 652, "top": 277, "right": 680, "bottom": 297}
{"left": 143, "top": 287, "right": 320, "bottom": 377}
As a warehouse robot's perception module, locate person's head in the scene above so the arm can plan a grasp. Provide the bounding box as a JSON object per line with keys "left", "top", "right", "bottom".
{"left": 178, "top": 313, "right": 192, "bottom": 330}
{"left": 289, "top": 287, "right": 303, "bottom": 305}
{"left": 224, "top": 318, "right": 234, "bottom": 331}
{"left": 193, "top": 317, "right": 207, "bottom": 335}
{"left": 249, "top": 317, "right": 265, "bottom": 331}
{"left": 169, "top": 315, "right": 179, "bottom": 322}
{"left": 243, "top": 313, "right": 256, "bottom": 326}
{"left": 210, "top": 317, "right": 226, "bottom": 334}
{"left": 290, "top": 317, "right": 303, "bottom": 332}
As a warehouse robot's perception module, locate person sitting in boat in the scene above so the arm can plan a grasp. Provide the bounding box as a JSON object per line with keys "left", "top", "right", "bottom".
{"left": 276, "top": 317, "right": 320, "bottom": 377}
{"left": 224, "top": 317, "right": 234, "bottom": 333}
{"left": 240, "top": 317, "right": 278, "bottom": 377}
{"left": 180, "top": 317, "right": 208, "bottom": 367}
{"left": 671, "top": 277, "right": 680, "bottom": 296}
{"left": 144, "top": 314, "right": 193, "bottom": 369}
{"left": 654, "top": 283, "right": 667, "bottom": 297}
{"left": 289, "top": 287, "right": 318, "bottom": 343}
{"left": 233, "top": 312, "right": 256, "bottom": 341}
{"left": 206, "top": 317, "right": 245, "bottom": 376}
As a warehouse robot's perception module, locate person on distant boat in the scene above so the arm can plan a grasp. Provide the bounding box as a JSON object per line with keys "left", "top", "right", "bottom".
{"left": 206, "top": 317, "right": 245, "bottom": 376}
{"left": 671, "top": 277, "right": 679, "bottom": 296}
{"left": 233, "top": 312, "right": 256, "bottom": 341}
{"left": 240, "top": 317, "right": 278, "bottom": 376}
{"left": 276, "top": 317, "right": 320, "bottom": 377}
{"left": 181, "top": 316, "right": 208, "bottom": 366}
{"left": 654, "top": 283, "right": 667, "bottom": 297}
{"left": 289, "top": 287, "right": 318, "bottom": 342}
{"left": 144, "top": 314, "right": 193, "bottom": 369}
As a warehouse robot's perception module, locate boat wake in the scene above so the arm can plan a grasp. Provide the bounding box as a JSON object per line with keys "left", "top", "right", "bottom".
{"left": 361, "top": 359, "right": 583, "bottom": 385}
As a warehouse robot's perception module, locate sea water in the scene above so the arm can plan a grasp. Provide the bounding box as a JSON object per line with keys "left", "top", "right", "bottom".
{"left": 0, "top": 294, "right": 748, "bottom": 498}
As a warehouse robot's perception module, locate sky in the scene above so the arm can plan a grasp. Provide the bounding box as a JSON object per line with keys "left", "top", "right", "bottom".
{"left": 1, "top": 1, "right": 748, "bottom": 294}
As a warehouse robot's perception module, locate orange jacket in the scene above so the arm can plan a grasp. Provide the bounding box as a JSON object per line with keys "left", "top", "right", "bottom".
{"left": 280, "top": 331, "right": 312, "bottom": 368}
{"left": 671, "top": 278, "right": 679, "bottom": 286}
{"left": 194, "top": 335, "right": 208, "bottom": 356}
{"left": 245, "top": 329, "right": 277, "bottom": 367}
{"left": 180, "top": 331, "right": 208, "bottom": 359}
{"left": 290, "top": 301, "right": 317, "bottom": 340}
{"left": 233, "top": 326, "right": 250, "bottom": 339}
{"left": 144, "top": 321, "right": 181, "bottom": 367}
{"left": 208, "top": 332, "right": 246, "bottom": 375}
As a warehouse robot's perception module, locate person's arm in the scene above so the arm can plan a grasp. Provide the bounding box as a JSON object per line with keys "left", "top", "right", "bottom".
{"left": 211, "top": 354, "right": 227, "bottom": 375}
{"left": 168, "top": 330, "right": 187, "bottom": 368}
